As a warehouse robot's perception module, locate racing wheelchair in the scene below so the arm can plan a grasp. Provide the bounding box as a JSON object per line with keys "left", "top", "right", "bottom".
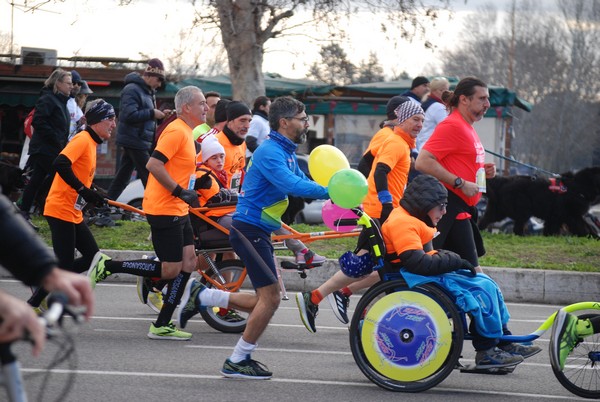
{"left": 337, "top": 208, "right": 600, "bottom": 398}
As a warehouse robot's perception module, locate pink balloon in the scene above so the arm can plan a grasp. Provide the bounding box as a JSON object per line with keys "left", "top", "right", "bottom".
{"left": 321, "top": 200, "right": 359, "bottom": 232}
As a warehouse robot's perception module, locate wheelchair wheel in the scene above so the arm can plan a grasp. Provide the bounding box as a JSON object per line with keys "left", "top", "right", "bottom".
{"left": 550, "top": 312, "right": 600, "bottom": 399}
{"left": 349, "top": 278, "right": 463, "bottom": 392}
{"left": 199, "top": 260, "right": 248, "bottom": 333}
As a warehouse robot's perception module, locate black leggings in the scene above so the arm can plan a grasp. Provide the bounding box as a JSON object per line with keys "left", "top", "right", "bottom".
{"left": 46, "top": 216, "right": 99, "bottom": 273}
{"left": 29, "top": 216, "right": 99, "bottom": 307}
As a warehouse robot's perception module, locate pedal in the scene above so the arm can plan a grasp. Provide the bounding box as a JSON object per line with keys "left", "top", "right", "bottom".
{"left": 457, "top": 361, "right": 517, "bottom": 375}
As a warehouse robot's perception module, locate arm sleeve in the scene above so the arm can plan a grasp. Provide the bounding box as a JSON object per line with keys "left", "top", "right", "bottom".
{"left": 245, "top": 135, "right": 259, "bottom": 153}
{"left": 0, "top": 194, "right": 56, "bottom": 286}
{"left": 54, "top": 154, "right": 84, "bottom": 191}
{"left": 357, "top": 151, "right": 374, "bottom": 178}
{"left": 398, "top": 249, "right": 466, "bottom": 276}
{"left": 374, "top": 162, "right": 391, "bottom": 192}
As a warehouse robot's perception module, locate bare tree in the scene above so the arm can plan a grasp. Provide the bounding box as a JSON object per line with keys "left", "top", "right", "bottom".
{"left": 440, "top": 0, "right": 600, "bottom": 173}
{"left": 191, "top": 0, "right": 449, "bottom": 105}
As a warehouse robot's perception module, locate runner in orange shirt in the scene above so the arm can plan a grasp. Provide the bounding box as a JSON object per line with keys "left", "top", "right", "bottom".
{"left": 27, "top": 99, "right": 115, "bottom": 309}
{"left": 296, "top": 101, "right": 425, "bottom": 332}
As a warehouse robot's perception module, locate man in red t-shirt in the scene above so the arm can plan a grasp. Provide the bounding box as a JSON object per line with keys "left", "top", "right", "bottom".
{"left": 415, "top": 77, "right": 496, "bottom": 273}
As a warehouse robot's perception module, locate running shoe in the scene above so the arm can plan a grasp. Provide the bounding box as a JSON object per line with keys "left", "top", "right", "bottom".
{"left": 177, "top": 278, "right": 207, "bottom": 329}
{"left": 326, "top": 290, "right": 349, "bottom": 324}
{"left": 295, "top": 249, "right": 326, "bottom": 266}
{"left": 475, "top": 347, "right": 524, "bottom": 369}
{"left": 87, "top": 252, "right": 112, "bottom": 288}
{"left": 221, "top": 355, "right": 272, "bottom": 379}
{"left": 550, "top": 309, "right": 592, "bottom": 370}
{"left": 147, "top": 322, "right": 191, "bottom": 341}
{"left": 147, "top": 291, "right": 163, "bottom": 313}
{"left": 296, "top": 292, "right": 318, "bottom": 333}
{"left": 222, "top": 310, "right": 245, "bottom": 322}
{"left": 499, "top": 342, "right": 542, "bottom": 359}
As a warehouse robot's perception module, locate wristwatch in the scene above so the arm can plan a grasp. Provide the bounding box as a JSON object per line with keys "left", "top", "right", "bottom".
{"left": 453, "top": 177, "right": 463, "bottom": 189}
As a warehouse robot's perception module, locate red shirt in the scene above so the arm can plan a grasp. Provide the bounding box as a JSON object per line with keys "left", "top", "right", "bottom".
{"left": 422, "top": 109, "right": 485, "bottom": 206}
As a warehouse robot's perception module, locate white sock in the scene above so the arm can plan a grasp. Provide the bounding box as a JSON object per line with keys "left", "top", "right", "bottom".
{"left": 229, "top": 337, "right": 256, "bottom": 363}
{"left": 197, "top": 287, "right": 230, "bottom": 308}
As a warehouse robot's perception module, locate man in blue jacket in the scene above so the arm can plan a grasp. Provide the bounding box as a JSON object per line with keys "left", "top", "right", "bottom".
{"left": 96, "top": 58, "right": 172, "bottom": 227}
{"left": 221, "top": 96, "right": 329, "bottom": 379}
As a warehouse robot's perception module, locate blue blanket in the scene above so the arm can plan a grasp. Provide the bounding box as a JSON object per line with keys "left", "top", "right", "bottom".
{"left": 401, "top": 270, "right": 510, "bottom": 338}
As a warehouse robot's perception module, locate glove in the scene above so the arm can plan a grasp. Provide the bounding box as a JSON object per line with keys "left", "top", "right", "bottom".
{"left": 380, "top": 202, "right": 393, "bottom": 224}
{"left": 78, "top": 187, "right": 106, "bottom": 207}
{"left": 172, "top": 185, "right": 200, "bottom": 208}
{"left": 194, "top": 174, "right": 212, "bottom": 190}
{"left": 460, "top": 259, "right": 477, "bottom": 276}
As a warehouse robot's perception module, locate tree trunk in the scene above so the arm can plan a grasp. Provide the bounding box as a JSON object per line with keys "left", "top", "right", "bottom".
{"left": 216, "top": 1, "right": 265, "bottom": 106}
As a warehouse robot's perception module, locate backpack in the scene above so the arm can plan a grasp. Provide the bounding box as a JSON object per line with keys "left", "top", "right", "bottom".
{"left": 23, "top": 108, "right": 35, "bottom": 138}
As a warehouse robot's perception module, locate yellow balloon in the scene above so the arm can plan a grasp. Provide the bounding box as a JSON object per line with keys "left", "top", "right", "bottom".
{"left": 308, "top": 145, "right": 350, "bottom": 186}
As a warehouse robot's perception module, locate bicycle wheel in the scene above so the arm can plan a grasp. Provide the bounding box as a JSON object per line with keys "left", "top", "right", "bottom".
{"left": 550, "top": 311, "right": 600, "bottom": 399}
{"left": 349, "top": 278, "right": 463, "bottom": 392}
{"left": 199, "top": 260, "right": 248, "bottom": 333}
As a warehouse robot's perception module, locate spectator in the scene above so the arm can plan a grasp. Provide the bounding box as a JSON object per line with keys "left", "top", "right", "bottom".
{"left": 18, "top": 68, "right": 72, "bottom": 229}
{"left": 416, "top": 77, "right": 450, "bottom": 152}
{"left": 67, "top": 70, "right": 84, "bottom": 140}
{"left": 401, "top": 76, "right": 430, "bottom": 105}
{"left": 245, "top": 95, "right": 271, "bottom": 159}
{"left": 96, "top": 58, "right": 171, "bottom": 227}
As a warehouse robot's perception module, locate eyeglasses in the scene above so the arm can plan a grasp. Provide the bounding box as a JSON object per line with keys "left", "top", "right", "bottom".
{"left": 437, "top": 202, "right": 448, "bottom": 211}
{"left": 73, "top": 82, "right": 81, "bottom": 86}
{"left": 287, "top": 116, "right": 309, "bottom": 123}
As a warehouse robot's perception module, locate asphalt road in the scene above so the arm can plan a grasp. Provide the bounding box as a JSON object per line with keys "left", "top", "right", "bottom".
{"left": 0, "top": 279, "right": 588, "bottom": 402}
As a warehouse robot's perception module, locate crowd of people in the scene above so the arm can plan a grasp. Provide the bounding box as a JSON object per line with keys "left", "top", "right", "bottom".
{"left": 3, "top": 63, "right": 597, "bottom": 382}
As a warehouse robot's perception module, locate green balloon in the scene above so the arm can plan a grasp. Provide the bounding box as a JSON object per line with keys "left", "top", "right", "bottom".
{"left": 328, "top": 168, "right": 368, "bottom": 209}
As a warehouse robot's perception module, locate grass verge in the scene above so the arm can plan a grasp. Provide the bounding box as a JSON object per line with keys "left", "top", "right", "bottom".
{"left": 33, "top": 218, "right": 600, "bottom": 272}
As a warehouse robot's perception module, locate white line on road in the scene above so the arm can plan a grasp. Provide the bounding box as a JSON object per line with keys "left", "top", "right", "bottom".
{"left": 18, "top": 368, "right": 582, "bottom": 400}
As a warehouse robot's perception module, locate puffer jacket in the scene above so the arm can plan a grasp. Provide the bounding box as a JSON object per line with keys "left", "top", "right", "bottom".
{"left": 115, "top": 72, "right": 157, "bottom": 150}
{"left": 29, "top": 87, "right": 70, "bottom": 157}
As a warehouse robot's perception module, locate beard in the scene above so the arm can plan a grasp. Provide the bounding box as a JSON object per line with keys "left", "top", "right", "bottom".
{"left": 294, "top": 129, "right": 307, "bottom": 144}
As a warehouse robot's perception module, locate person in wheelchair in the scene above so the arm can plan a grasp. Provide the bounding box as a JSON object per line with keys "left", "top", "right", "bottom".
{"left": 381, "top": 174, "right": 541, "bottom": 369}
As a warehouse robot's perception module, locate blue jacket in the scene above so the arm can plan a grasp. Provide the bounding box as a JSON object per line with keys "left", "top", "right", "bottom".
{"left": 233, "top": 130, "right": 329, "bottom": 232}
{"left": 115, "top": 72, "right": 157, "bottom": 150}
{"left": 401, "top": 270, "right": 510, "bottom": 338}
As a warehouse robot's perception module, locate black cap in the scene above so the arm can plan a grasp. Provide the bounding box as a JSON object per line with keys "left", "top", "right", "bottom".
{"left": 386, "top": 96, "right": 409, "bottom": 120}
{"left": 226, "top": 101, "right": 251, "bottom": 121}
{"left": 214, "top": 99, "right": 231, "bottom": 124}
{"left": 411, "top": 76, "right": 430, "bottom": 90}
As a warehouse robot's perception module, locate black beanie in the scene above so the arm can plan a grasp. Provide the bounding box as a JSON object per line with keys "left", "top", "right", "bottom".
{"left": 85, "top": 99, "right": 115, "bottom": 126}
{"left": 411, "top": 76, "right": 430, "bottom": 90}
{"left": 214, "top": 99, "right": 231, "bottom": 124}
{"left": 386, "top": 96, "right": 409, "bottom": 120}
{"left": 226, "top": 101, "right": 251, "bottom": 121}
{"left": 400, "top": 174, "right": 448, "bottom": 227}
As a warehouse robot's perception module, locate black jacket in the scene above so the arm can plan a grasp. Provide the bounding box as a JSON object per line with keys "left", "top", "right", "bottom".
{"left": 0, "top": 192, "right": 56, "bottom": 286}
{"left": 29, "top": 87, "right": 70, "bottom": 157}
{"left": 116, "top": 72, "right": 157, "bottom": 150}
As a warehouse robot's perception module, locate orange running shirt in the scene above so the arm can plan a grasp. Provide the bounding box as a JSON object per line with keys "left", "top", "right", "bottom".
{"left": 362, "top": 125, "right": 394, "bottom": 159}
{"left": 195, "top": 167, "right": 235, "bottom": 217}
{"left": 215, "top": 131, "right": 246, "bottom": 193}
{"left": 382, "top": 206, "right": 437, "bottom": 264}
{"left": 143, "top": 118, "right": 197, "bottom": 216}
{"left": 44, "top": 131, "right": 97, "bottom": 223}
{"left": 362, "top": 126, "right": 415, "bottom": 218}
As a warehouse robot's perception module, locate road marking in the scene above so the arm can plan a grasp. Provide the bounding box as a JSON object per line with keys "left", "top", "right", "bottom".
{"left": 17, "top": 368, "right": 581, "bottom": 399}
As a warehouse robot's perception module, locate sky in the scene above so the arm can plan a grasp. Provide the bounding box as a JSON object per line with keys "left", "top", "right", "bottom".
{"left": 0, "top": 0, "right": 558, "bottom": 80}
